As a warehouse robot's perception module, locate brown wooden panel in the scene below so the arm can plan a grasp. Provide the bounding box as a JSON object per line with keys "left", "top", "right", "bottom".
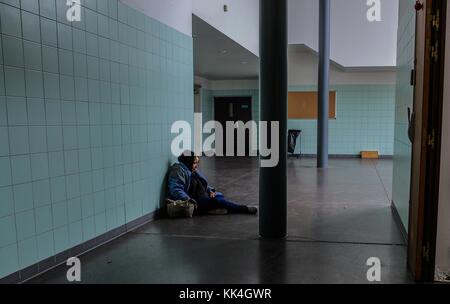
{"left": 288, "top": 91, "right": 336, "bottom": 119}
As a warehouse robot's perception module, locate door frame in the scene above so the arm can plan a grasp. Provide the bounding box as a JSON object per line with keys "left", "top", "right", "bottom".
{"left": 213, "top": 96, "right": 254, "bottom": 157}
{"left": 214, "top": 96, "right": 253, "bottom": 119}
{"left": 408, "top": 0, "right": 447, "bottom": 282}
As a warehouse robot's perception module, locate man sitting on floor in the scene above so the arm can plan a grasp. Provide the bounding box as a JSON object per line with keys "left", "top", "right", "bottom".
{"left": 167, "top": 150, "right": 258, "bottom": 216}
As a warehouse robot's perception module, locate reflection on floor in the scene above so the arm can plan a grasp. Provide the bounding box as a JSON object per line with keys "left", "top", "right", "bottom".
{"left": 29, "top": 157, "right": 412, "bottom": 284}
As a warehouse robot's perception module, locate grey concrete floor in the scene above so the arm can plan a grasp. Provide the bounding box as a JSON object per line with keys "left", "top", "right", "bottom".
{"left": 28, "top": 157, "right": 412, "bottom": 284}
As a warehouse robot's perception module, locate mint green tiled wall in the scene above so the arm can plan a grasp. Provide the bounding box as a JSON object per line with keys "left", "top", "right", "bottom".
{"left": 392, "top": 0, "right": 416, "bottom": 230}
{"left": 202, "top": 85, "right": 395, "bottom": 155}
{"left": 0, "top": 0, "right": 193, "bottom": 278}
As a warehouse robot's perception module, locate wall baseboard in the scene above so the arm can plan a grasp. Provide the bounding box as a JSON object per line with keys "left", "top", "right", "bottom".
{"left": 391, "top": 200, "right": 408, "bottom": 244}
{"left": 0, "top": 209, "right": 165, "bottom": 284}
{"left": 293, "top": 154, "right": 393, "bottom": 159}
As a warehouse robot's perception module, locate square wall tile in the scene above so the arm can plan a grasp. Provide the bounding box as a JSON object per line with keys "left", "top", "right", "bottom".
{"left": 47, "top": 151, "right": 64, "bottom": 178}
{"left": 63, "top": 126, "right": 78, "bottom": 150}
{"left": 53, "top": 225, "right": 69, "bottom": 253}
{"left": 0, "top": 186, "right": 14, "bottom": 217}
{"left": 7, "top": 97, "right": 27, "bottom": 126}
{"left": 0, "top": 244, "right": 19, "bottom": 278}
{"left": 81, "top": 194, "right": 94, "bottom": 218}
{"left": 58, "top": 22, "right": 73, "bottom": 50}
{"left": 94, "top": 212, "right": 106, "bottom": 235}
{"left": 21, "top": 0, "right": 39, "bottom": 14}
{"left": 13, "top": 182, "right": 34, "bottom": 212}
{"left": 79, "top": 171, "right": 92, "bottom": 195}
{"left": 77, "top": 126, "right": 90, "bottom": 149}
{"left": 39, "top": 0, "right": 56, "bottom": 20}
{"left": 2, "top": 0, "right": 19, "bottom": 8}
{"left": 9, "top": 126, "right": 29, "bottom": 155}
{"left": 0, "top": 215, "right": 16, "bottom": 247}
{"left": 76, "top": 102, "right": 89, "bottom": 125}
{"left": 73, "top": 53, "right": 87, "bottom": 77}
{"left": 27, "top": 98, "right": 46, "bottom": 126}
{"left": 4, "top": 66, "right": 26, "bottom": 97}
{"left": 50, "top": 176, "right": 66, "bottom": 203}
{"left": 29, "top": 126, "right": 48, "bottom": 153}
{"left": 30, "top": 152, "right": 49, "bottom": 180}
{"left": 0, "top": 97, "right": 7, "bottom": 126}
{"left": 85, "top": 8, "right": 98, "bottom": 34}
{"left": 42, "top": 45, "right": 59, "bottom": 73}
{"left": 74, "top": 78, "right": 89, "bottom": 102}
{"left": 0, "top": 127, "right": 9, "bottom": 156}
{"left": 3, "top": 35, "right": 24, "bottom": 67}
{"left": 68, "top": 220, "right": 82, "bottom": 247}
{"left": 18, "top": 237, "right": 38, "bottom": 268}
{"left": 58, "top": 49, "right": 74, "bottom": 76}
{"left": 40, "top": 17, "right": 57, "bottom": 47}
{"left": 87, "top": 56, "right": 99, "bottom": 79}
{"left": 0, "top": 156, "right": 12, "bottom": 187}
{"left": 46, "top": 125, "right": 63, "bottom": 152}
{"left": 78, "top": 148, "right": 91, "bottom": 172}
{"left": 86, "top": 32, "right": 98, "bottom": 57}
{"left": 64, "top": 150, "right": 79, "bottom": 175}
{"left": 16, "top": 209, "right": 35, "bottom": 241}
{"left": 73, "top": 28, "right": 86, "bottom": 53}
{"left": 25, "top": 70, "right": 44, "bottom": 98}
{"left": 60, "top": 75, "right": 75, "bottom": 101}
{"left": 43, "top": 73, "right": 60, "bottom": 99}
{"left": 61, "top": 101, "right": 76, "bottom": 125}
{"left": 0, "top": 66, "right": 5, "bottom": 95}
{"left": 45, "top": 100, "right": 62, "bottom": 126}
{"left": 109, "top": 0, "right": 118, "bottom": 19}
{"left": 82, "top": 216, "right": 95, "bottom": 242}
{"left": 0, "top": 3, "right": 22, "bottom": 37}
{"left": 49, "top": 200, "right": 67, "bottom": 234}
{"left": 22, "top": 10, "right": 41, "bottom": 42}
{"left": 36, "top": 231, "right": 54, "bottom": 260}
{"left": 68, "top": 197, "right": 82, "bottom": 223}
{"left": 35, "top": 205, "right": 53, "bottom": 234}
{"left": 65, "top": 174, "right": 80, "bottom": 199}
{"left": 32, "top": 179, "right": 51, "bottom": 207}
{"left": 98, "top": 14, "right": 109, "bottom": 38}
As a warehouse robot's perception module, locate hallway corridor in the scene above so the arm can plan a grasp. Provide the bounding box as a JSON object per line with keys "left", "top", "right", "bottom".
{"left": 29, "top": 158, "right": 412, "bottom": 284}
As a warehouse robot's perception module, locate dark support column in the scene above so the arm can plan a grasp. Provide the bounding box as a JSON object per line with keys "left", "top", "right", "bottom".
{"left": 259, "top": 0, "right": 288, "bottom": 238}
{"left": 317, "top": 0, "right": 330, "bottom": 168}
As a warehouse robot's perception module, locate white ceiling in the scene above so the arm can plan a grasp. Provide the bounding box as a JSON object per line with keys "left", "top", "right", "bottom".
{"left": 193, "top": 15, "right": 259, "bottom": 80}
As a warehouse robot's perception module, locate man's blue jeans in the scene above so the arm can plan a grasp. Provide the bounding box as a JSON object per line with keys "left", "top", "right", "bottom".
{"left": 196, "top": 192, "right": 248, "bottom": 214}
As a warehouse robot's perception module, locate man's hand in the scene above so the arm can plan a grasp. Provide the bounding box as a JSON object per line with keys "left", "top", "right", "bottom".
{"left": 209, "top": 192, "right": 216, "bottom": 199}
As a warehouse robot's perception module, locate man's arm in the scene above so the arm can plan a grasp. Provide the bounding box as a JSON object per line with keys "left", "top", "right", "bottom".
{"left": 167, "top": 167, "right": 190, "bottom": 201}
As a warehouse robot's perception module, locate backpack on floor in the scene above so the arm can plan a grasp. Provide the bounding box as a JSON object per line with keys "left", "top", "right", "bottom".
{"left": 166, "top": 199, "right": 196, "bottom": 218}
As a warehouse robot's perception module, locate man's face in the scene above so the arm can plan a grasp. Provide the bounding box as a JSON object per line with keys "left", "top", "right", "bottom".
{"left": 192, "top": 157, "right": 200, "bottom": 172}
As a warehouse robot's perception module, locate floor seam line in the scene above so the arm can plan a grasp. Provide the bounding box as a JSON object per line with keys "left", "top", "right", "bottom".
{"left": 129, "top": 231, "right": 406, "bottom": 247}
{"left": 372, "top": 160, "right": 392, "bottom": 204}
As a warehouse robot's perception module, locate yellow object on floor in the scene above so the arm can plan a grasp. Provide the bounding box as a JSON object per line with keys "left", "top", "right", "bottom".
{"left": 361, "top": 151, "right": 379, "bottom": 159}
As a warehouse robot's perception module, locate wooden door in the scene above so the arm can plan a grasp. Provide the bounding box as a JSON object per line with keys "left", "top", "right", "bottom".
{"left": 408, "top": 0, "right": 447, "bottom": 282}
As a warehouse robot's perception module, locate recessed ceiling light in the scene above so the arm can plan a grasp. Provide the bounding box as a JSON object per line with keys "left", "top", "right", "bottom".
{"left": 241, "top": 61, "right": 248, "bottom": 65}
{"left": 220, "top": 50, "right": 228, "bottom": 54}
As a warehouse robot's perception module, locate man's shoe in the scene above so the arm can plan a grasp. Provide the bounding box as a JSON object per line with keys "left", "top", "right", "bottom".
{"left": 208, "top": 208, "right": 228, "bottom": 215}
{"left": 247, "top": 206, "right": 258, "bottom": 215}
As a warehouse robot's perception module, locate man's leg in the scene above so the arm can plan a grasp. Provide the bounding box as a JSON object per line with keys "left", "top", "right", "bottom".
{"left": 214, "top": 193, "right": 249, "bottom": 214}
{"left": 196, "top": 194, "right": 254, "bottom": 215}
